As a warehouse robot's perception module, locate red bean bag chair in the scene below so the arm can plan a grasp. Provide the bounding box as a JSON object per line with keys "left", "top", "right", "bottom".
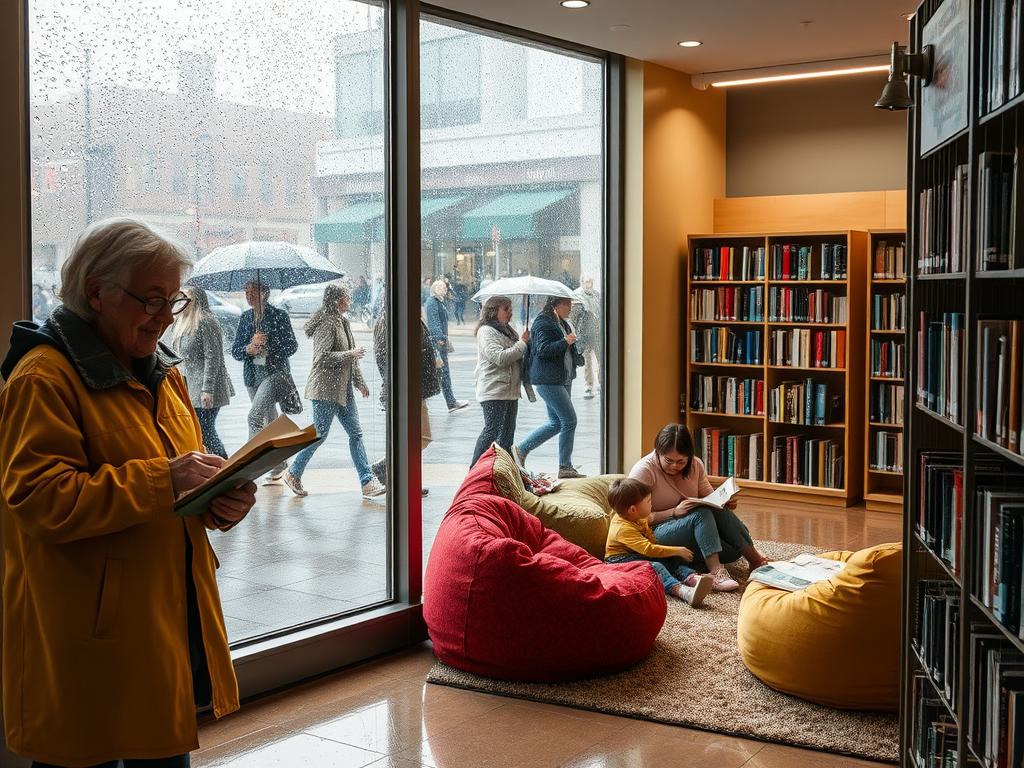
{"left": 423, "top": 492, "right": 667, "bottom": 682}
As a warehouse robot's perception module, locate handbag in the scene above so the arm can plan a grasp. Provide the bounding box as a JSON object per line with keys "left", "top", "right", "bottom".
{"left": 276, "top": 372, "right": 304, "bottom": 415}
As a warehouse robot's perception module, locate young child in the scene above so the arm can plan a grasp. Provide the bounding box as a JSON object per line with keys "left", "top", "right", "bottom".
{"left": 605, "top": 478, "right": 714, "bottom": 607}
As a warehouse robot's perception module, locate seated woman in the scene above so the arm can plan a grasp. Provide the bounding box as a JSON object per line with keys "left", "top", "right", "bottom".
{"left": 627, "top": 423, "right": 767, "bottom": 591}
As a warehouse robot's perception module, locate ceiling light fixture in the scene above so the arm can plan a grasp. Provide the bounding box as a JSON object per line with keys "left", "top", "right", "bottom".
{"left": 678, "top": 40, "right": 702, "bottom": 48}
{"left": 691, "top": 54, "right": 889, "bottom": 89}
{"left": 560, "top": 0, "right": 590, "bottom": 7}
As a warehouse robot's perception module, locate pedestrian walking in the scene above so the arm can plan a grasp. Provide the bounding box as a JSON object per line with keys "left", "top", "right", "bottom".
{"left": 514, "top": 295, "right": 586, "bottom": 478}
{"left": 424, "top": 279, "right": 468, "bottom": 413}
{"left": 470, "top": 295, "right": 530, "bottom": 466}
{"left": 283, "top": 284, "right": 385, "bottom": 498}
{"left": 570, "top": 276, "right": 602, "bottom": 399}
{"left": 171, "top": 286, "right": 235, "bottom": 457}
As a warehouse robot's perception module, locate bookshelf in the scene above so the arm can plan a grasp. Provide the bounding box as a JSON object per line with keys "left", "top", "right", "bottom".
{"left": 865, "top": 229, "right": 908, "bottom": 514}
{"left": 902, "top": 1, "right": 1024, "bottom": 767}
{"left": 686, "top": 231, "right": 866, "bottom": 507}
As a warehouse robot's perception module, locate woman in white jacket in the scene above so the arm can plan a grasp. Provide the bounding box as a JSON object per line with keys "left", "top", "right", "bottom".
{"left": 470, "top": 295, "right": 530, "bottom": 466}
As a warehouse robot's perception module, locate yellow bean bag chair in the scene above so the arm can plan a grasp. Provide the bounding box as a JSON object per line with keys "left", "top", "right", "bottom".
{"left": 737, "top": 542, "right": 902, "bottom": 711}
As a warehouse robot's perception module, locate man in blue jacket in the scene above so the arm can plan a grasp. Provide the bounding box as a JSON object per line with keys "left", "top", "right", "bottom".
{"left": 231, "top": 280, "right": 299, "bottom": 479}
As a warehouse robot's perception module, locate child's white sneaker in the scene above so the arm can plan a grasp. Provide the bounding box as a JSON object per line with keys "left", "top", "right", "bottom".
{"left": 711, "top": 566, "right": 740, "bottom": 592}
{"left": 675, "top": 574, "right": 713, "bottom": 607}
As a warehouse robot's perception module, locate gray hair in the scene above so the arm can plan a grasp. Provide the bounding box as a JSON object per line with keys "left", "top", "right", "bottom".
{"left": 59, "top": 218, "right": 192, "bottom": 320}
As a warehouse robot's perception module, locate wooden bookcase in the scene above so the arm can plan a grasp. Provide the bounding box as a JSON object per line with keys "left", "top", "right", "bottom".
{"left": 685, "top": 231, "right": 866, "bottom": 507}
{"left": 902, "top": 1, "right": 1024, "bottom": 767}
{"left": 865, "top": 229, "right": 908, "bottom": 514}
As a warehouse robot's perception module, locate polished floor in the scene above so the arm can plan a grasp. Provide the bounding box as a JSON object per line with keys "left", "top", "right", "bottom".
{"left": 195, "top": 499, "right": 903, "bottom": 767}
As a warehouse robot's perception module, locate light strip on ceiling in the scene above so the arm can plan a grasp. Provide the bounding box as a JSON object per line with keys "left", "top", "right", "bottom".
{"left": 691, "top": 55, "right": 890, "bottom": 90}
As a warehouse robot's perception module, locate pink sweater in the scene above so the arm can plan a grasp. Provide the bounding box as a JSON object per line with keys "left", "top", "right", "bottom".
{"left": 628, "top": 451, "right": 714, "bottom": 514}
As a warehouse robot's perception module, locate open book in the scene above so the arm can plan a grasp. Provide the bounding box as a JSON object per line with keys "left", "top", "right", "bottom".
{"left": 748, "top": 553, "right": 846, "bottom": 592}
{"left": 697, "top": 476, "right": 740, "bottom": 510}
{"left": 175, "top": 415, "right": 318, "bottom": 518}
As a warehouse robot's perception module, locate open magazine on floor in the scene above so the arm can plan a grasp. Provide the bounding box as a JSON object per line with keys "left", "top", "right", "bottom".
{"left": 748, "top": 553, "right": 846, "bottom": 592}
{"left": 174, "top": 414, "right": 318, "bottom": 518}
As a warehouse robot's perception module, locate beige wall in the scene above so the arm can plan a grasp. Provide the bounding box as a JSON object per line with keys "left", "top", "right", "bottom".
{"left": 622, "top": 61, "right": 726, "bottom": 468}
{"left": 726, "top": 74, "right": 907, "bottom": 197}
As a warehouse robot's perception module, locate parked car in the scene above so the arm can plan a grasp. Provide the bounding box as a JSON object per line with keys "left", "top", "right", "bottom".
{"left": 206, "top": 292, "right": 242, "bottom": 341}
{"left": 270, "top": 283, "right": 334, "bottom": 316}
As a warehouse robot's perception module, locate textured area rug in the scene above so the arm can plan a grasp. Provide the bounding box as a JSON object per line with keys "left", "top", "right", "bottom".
{"left": 426, "top": 540, "right": 898, "bottom": 763}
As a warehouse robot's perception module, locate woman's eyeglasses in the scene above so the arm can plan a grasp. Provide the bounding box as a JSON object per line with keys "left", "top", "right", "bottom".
{"left": 116, "top": 286, "right": 191, "bottom": 316}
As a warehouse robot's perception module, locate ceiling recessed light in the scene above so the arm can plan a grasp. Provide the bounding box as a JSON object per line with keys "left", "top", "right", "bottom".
{"left": 560, "top": 0, "right": 590, "bottom": 8}
{"left": 610, "top": 23, "right": 632, "bottom": 32}
{"left": 678, "top": 40, "right": 702, "bottom": 48}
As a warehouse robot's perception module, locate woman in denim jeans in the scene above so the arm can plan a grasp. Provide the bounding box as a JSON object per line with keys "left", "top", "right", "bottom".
{"left": 514, "top": 295, "right": 585, "bottom": 479}
{"left": 628, "top": 423, "right": 768, "bottom": 591}
{"left": 283, "top": 284, "right": 385, "bottom": 499}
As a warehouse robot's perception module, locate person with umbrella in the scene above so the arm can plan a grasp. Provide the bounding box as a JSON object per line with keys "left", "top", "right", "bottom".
{"left": 231, "top": 279, "right": 299, "bottom": 481}
{"left": 514, "top": 294, "right": 586, "bottom": 479}
{"left": 569, "top": 276, "right": 602, "bottom": 399}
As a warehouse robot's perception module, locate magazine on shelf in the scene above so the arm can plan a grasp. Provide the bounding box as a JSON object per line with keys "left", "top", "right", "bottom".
{"left": 749, "top": 553, "right": 845, "bottom": 592}
{"left": 174, "top": 415, "right": 318, "bottom": 518}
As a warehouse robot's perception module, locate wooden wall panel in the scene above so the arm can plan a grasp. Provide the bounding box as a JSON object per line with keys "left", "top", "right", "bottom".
{"left": 713, "top": 190, "right": 907, "bottom": 234}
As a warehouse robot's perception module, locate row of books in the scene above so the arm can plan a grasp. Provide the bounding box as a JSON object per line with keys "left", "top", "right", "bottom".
{"left": 767, "top": 379, "right": 841, "bottom": 426}
{"left": 870, "top": 429, "right": 903, "bottom": 473}
{"left": 690, "top": 287, "right": 764, "bottom": 322}
{"left": 977, "top": 319, "right": 1024, "bottom": 455}
{"left": 915, "top": 580, "right": 960, "bottom": 706}
{"left": 692, "top": 245, "right": 766, "bottom": 281}
{"left": 769, "top": 435, "right": 844, "bottom": 489}
{"left": 871, "top": 292, "right": 906, "bottom": 331}
{"left": 768, "top": 243, "right": 848, "bottom": 281}
{"left": 977, "top": 485, "right": 1024, "bottom": 637}
{"left": 690, "top": 375, "right": 764, "bottom": 416}
{"left": 872, "top": 238, "right": 906, "bottom": 280}
{"left": 979, "top": 0, "right": 1024, "bottom": 115}
{"left": 969, "top": 629, "right": 1024, "bottom": 767}
{"left": 870, "top": 339, "right": 905, "bottom": 378}
{"left": 768, "top": 328, "right": 846, "bottom": 369}
{"left": 870, "top": 382, "right": 905, "bottom": 425}
{"left": 690, "top": 328, "right": 763, "bottom": 366}
{"left": 911, "top": 676, "right": 957, "bottom": 768}
{"left": 767, "top": 287, "right": 847, "bottom": 324}
{"left": 977, "top": 151, "right": 1020, "bottom": 272}
{"left": 917, "top": 312, "right": 966, "bottom": 426}
{"left": 696, "top": 428, "right": 763, "bottom": 481}
{"left": 918, "top": 164, "right": 969, "bottom": 275}
{"left": 917, "top": 452, "right": 965, "bottom": 578}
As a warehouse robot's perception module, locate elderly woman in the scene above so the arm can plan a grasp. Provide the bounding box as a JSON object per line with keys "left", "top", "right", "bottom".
{"left": 171, "top": 286, "right": 235, "bottom": 458}
{"left": 424, "top": 278, "right": 468, "bottom": 413}
{"left": 283, "top": 284, "right": 385, "bottom": 498}
{"left": 470, "top": 295, "right": 529, "bottom": 466}
{"left": 0, "top": 218, "right": 257, "bottom": 767}
{"left": 514, "top": 295, "right": 586, "bottom": 479}
{"left": 628, "top": 423, "right": 768, "bottom": 592}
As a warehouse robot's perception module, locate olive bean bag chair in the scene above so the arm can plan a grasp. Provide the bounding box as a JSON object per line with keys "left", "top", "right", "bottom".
{"left": 423, "top": 491, "right": 667, "bottom": 682}
{"left": 736, "top": 542, "right": 902, "bottom": 710}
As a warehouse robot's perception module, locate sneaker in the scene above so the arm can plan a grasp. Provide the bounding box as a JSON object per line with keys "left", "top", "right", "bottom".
{"left": 711, "top": 566, "right": 740, "bottom": 592}
{"left": 361, "top": 478, "right": 387, "bottom": 498}
{"left": 676, "top": 574, "right": 714, "bottom": 607}
{"left": 283, "top": 472, "right": 308, "bottom": 498}
{"left": 371, "top": 459, "right": 387, "bottom": 485}
{"left": 448, "top": 400, "right": 469, "bottom": 413}
{"left": 558, "top": 466, "right": 587, "bottom": 479}
{"left": 512, "top": 445, "right": 528, "bottom": 468}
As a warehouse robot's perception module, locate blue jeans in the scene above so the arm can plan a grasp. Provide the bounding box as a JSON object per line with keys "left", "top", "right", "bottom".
{"left": 607, "top": 553, "right": 695, "bottom": 594}
{"left": 437, "top": 344, "right": 458, "bottom": 408}
{"left": 471, "top": 399, "right": 519, "bottom": 466}
{"left": 290, "top": 397, "right": 373, "bottom": 485}
{"left": 195, "top": 407, "right": 226, "bottom": 458}
{"left": 653, "top": 505, "right": 754, "bottom": 571}
{"left": 518, "top": 383, "right": 577, "bottom": 468}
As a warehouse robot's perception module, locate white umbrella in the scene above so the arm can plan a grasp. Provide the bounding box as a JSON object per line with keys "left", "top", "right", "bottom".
{"left": 471, "top": 275, "right": 576, "bottom": 303}
{"left": 187, "top": 241, "right": 344, "bottom": 292}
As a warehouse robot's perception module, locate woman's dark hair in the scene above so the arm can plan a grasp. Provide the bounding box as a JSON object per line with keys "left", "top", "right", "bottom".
{"left": 475, "top": 295, "right": 514, "bottom": 337}
{"left": 653, "top": 423, "right": 695, "bottom": 477}
{"left": 607, "top": 478, "right": 652, "bottom": 515}
{"left": 541, "top": 295, "right": 572, "bottom": 316}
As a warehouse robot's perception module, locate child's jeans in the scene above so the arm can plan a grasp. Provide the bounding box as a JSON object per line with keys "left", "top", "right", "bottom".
{"left": 607, "top": 553, "right": 695, "bottom": 594}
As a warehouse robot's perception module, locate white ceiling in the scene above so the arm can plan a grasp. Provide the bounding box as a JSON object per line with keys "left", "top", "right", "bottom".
{"left": 425, "top": 0, "right": 912, "bottom": 76}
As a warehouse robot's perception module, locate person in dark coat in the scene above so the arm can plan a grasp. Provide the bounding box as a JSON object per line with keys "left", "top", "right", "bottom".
{"left": 514, "top": 295, "right": 586, "bottom": 479}
{"left": 424, "top": 279, "right": 468, "bottom": 413}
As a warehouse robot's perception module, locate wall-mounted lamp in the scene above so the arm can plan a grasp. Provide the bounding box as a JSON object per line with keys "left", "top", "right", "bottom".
{"left": 874, "top": 41, "right": 934, "bottom": 110}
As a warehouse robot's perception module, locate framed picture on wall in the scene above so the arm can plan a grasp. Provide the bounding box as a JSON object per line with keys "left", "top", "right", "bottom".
{"left": 920, "top": 0, "right": 969, "bottom": 153}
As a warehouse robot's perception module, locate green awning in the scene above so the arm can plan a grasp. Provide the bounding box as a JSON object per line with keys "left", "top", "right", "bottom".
{"left": 462, "top": 189, "right": 574, "bottom": 240}
{"left": 314, "top": 200, "right": 385, "bottom": 244}
{"left": 315, "top": 195, "right": 465, "bottom": 244}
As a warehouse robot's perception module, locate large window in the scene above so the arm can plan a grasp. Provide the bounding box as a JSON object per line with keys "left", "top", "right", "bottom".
{"left": 28, "top": 0, "right": 392, "bottom": 645}
{"left": 417, "top": 18, "right": 607, "bottom": 563}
